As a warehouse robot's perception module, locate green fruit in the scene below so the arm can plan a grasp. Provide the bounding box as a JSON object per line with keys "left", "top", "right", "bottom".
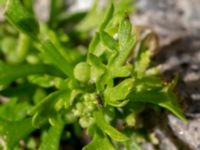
{"left": 74, "top": 62, "right": 91, "bottom": 82}
{"left": 65, "top": 111, "right": 77, "bottom": 124}
{"left": 76, "top": 102, "right": 84, "bottom": 112}
{"left": 79, "top": 116, "right": 94, "bottom": 128}
{"left": 83, "top": 93, "right": 96, "bottom": 103}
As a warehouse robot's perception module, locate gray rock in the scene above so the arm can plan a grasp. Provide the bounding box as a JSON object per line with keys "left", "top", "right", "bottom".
{"left": 67, "top": 0, "right": 93, "bottom": 12}
{"left": 168, "top": 115, "right": 200, "bottom": 150}
{"left": 34, "top": 0, "right": 50, "bottom": 22}
{"left": 132, "top": 0, "right": 200, "bottom": 149}
{"left": 132, "top": 0, "right": 200, "bottom": 46}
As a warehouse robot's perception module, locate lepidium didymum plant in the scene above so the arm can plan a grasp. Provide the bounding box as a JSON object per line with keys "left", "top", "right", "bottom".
{"left": 0, "top": 0, "right": 186, "bottom": 149}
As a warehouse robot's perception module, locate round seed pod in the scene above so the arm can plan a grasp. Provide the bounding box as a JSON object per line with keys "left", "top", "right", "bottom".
{"left": 64, "top": 111, "right": 77, "bottom": 124}
{"left": 84, "top": 101, "right": 96, "bottom": 113}
{"left": 74, "top": 62, "right": 91, "bottom": 82}
{"left": 79, "top": 116, "right": 94, "bottom": 128}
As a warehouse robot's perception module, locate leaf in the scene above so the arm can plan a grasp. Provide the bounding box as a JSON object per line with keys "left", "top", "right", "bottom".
{"left": 95, "top": 111, "right": 128, "bottom": 141}
{"left": 0, "top": 98, "right": 32, "bottom": 121}
{"left": 89, "top": 32, "right": 100, "bottom": 54}
{"left": 28, "top": 75, "right": 61, "bottom": 88}
{"left": 39, "top": 116, "right": 65, "bottom": 150}
{"left": 100, "top": 31, "right": 118, "bottom": 51}
{"left": 47, "top": 30, "right": 84, "bottom": 65}
{"left": 88, "top": 54, "right": 106, "bottom": 83}
{"left": 118, "top": 18, "right": 132, "bottom": 50}
{"left": 115, "top": 0, "right": 135, "bottom": 14}
{"left": 99, "top": 3, "right": 114, "bottom": 30}
{"left": 31, "top": 89, "right": 71, "bottom": 127}
{"left": 15, "top": 33, "right": 30, "bottom": 63}
{"left": 88, "top": 32, "right": 106, "bottom": 57}
{"left": 133, "top": 31, "right": 154, "bottom": 77}
{"left": 83, "top": 131, "right": 115, "bottom": 150}
{"left": 0, "top": 62, "right": 64, "bottom": 87}
{"left": 128, "top": 87, "right": 186, "bottom": 121}
{"left": 5, "top": 0, "right": 39, "bottom": 40}
{"left": 40, "top": 40, "right": 74, "bottom": 78}
{"left": 49, "top": 0, "right": 65, "bottom": 27}
{"left": 1, "top": 37, "right": 16, "bottom": 57}
{"left": 134, "top": 50, "right": 151, "bottom": 77}
{"left": 112, "top": 19, "right": 135, "bottom": 66}
{"left": 107, "top": 100, "right": 129, "bottom": 107}
{"left": 112, "top": 65, "right": 132, "bottom": 78}
{"left": 104, "top": 78, "right": 133, "bottom": 105}
{"left": 134, "top": 76, "right": 163, "bottom": 89}
{"left": 0, "top": 118, "right": 34, "bottom": 150}
{"left": 88, "top": 54, "right": 105, "bottom": 70}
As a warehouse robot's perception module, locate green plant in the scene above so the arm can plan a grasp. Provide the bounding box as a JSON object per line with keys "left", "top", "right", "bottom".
{"left": 0, "top": 0, "right": 186, "bottom": 149}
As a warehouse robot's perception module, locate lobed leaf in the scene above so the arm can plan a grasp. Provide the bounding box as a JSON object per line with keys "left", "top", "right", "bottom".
{"left": 95, "top": 111, "right": 128, "bottom": 141}
{"left": 0, "top": 98, "right": 32, "bottom": 121}
{"left": 83, "top": 132, "right": 115, "bottom": 150}
{"left": 31, "top": 89, "right": 71, "bottom": 127}
{"left": 40, "top": 40, "right": 74, "bottom": 78}
{"left": 104, "top": 78, "right": 133, "bottom": 105}
{"left": 0, "top": 118, "right": 34, "bottom": 150}
{"left": 89, "top": 32, "right": 100, "bottom": 54}
{"left": 99, "top": 3, "right": 114, "bottom": 31}
{"left": 28, "top": 75, "right": 62, "bottom": 88}
{"left": 112, "top": 19, "right": 135, "bottom": 66}
{"left": 88, "top": 54, "right": 106, "bottom": 84}
{"left": 100, "top": 31, "right": 118, "bottom": 51}
{"left": 111, "top": 65, "right": 132, "bottom": 78}
{"left": 88, "top": 32, "right": 106, "bottom": 57}
{"left": 39, "top": 116, "right": 65, "bottom": 150}
{"left": 134, "top": 49, "right": 151, "bottom": 78}
{"left": 118, "top": 18, "right": 132, "bottom": 50}
{"left": 133, "top": 31, "right": 154, "bottom": 77}
{"left": 0, "top": 62, "right": 64, "bottom": 88}
{"left": 128, "top": 87, "right": 186, "bottom": 121}
{"left": 5, "top": 0, "right": 39, "bottom": 40}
